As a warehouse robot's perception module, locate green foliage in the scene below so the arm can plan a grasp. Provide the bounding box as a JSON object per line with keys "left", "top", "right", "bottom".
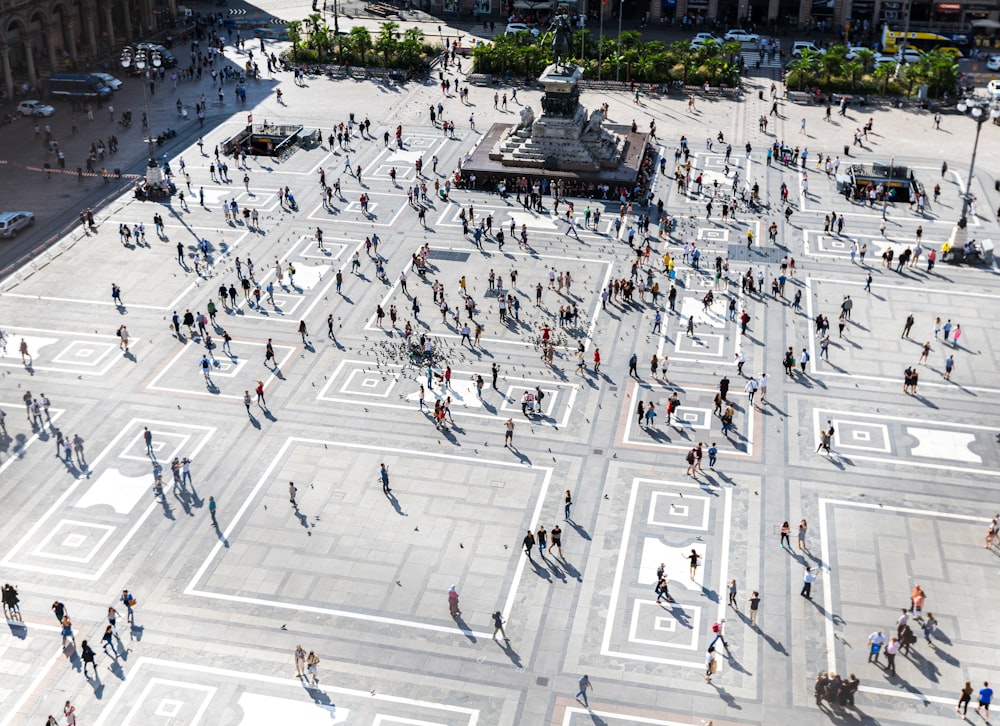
{"left": 782, "top": 45, "right": 958, "bottom": 98}
{"left": 471, "top": 32, "right": 740, "bottom": 85}
{"left": 281, "top": 18, "right": 436, "bottom": 68}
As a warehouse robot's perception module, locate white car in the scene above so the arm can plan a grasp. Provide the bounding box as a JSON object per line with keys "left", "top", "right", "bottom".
{"left": 690, "top": 32, "right": 719, "bottom": 48}
{"left": 988, "top": 79, "right": 1000, "bottom": 99}
{"left": 844, "top": 45, "right": 872, "bottom": 59}
{"left": 17, "top": 100, "right": 55, "bottom": 117}
{"left": 93, "top": 72, "right": 123, "bottom": 91}
{"left": 873, "top": 53, "right": 897, "bottom": 66}
{"left": 896, "top": 48, "right": 923, "bottom": 63}
{"left": 985, "top": 55, "right": 1000, "bottom": 71}
{"left": 724, "top": 29, "right": 760, "bottom": 43}
{"left": 0, "top": 211, "right": 35, "bottom": 238}
{"left": 505, "top": 23, "right": 540, "bottom": 36}
{"left": 791, "top": 41, "right": 825, "bottom": 57}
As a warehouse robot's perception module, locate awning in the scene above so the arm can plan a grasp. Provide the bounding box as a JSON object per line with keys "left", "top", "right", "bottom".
{"left": 513, "top": 1, "right": 554, "bottom": 8}
{"left": 971, "top": 19, "right": 1000, "bottom": 29}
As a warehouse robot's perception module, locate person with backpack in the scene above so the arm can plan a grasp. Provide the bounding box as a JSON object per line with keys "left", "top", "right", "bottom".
{"left": 709, "top": 619, "right": 729, "bottom": 650}
{"left": 121, "top": 589, "right": 136, "bottom": 624}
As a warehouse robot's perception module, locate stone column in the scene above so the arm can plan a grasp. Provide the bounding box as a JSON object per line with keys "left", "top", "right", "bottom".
{"left": 24, "top": 38, "right": 37, "bottom": 87}
{"left": 66, "top": 19, "right": 78, "bottom": 62}
{"left": 798, "top": 0, "right": 810, "bottom": 28}
{"left": 103, "top": 4, "right": 116, "bottom": 50}
{"left": 0, "top": 45, "right": 13, "bottom": 102}
{"left": 122, "top": 1, "right": 133, "bottom": 42}
{"left": 83, "top": 5, "right": 98, "bottom": 57}
{"left": 708, "top": 0, "right": 719, "bottom": 21}
{"left": 44, "top": 22, "right": 58, "bottom": 71}
{"left": 167, "top": 0, "right": 178, "bottom": 19}
{"left": 676, "top": 0, "right": 689, "bottom": 19}
{"left": 767, "top": 0, "right": 778, "bottom": 21}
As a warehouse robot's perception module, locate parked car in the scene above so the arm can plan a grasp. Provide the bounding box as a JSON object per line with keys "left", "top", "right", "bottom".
{"left": 0, "top": 211, "right": 35, "bottom": 238}
{"left": 988, "top": 79, "right": 1000, "bottom": 99}
{"left": 844, "top": 44, "right": 873, "bottom": 59}
{"left": 92, "top": 72, "right": 123, "bottom": 90}
{"left": 896, "top": 47, "right": 923, "bottom": 63}
{"left": 791, "top": 41, "right": 825, "bottom": 57}
{"left": 873, "top": 53, "right": 898, "bottom": 66}
{"left": 505, "top": 23, "right": 540, "bottom": 36}
{"left": 690, "top": 32, "right": 719, "bottom": 48}
{"left": 17, "top": 100, "right": 55, "bottom": 117}
{"left": 987, "top": 55, "right": 1000, "bottom": 71}
{"left": 724, "top": 29, "right": 760, "bottom": 43}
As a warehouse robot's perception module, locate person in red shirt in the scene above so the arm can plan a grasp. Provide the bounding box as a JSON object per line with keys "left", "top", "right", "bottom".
{"left": 593, "top": 348, "right": 601, "bottom": 373}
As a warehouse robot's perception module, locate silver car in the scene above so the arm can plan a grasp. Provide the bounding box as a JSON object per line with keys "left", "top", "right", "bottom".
{"left": 0, "top": 211, "right": 35, "bottom": 237}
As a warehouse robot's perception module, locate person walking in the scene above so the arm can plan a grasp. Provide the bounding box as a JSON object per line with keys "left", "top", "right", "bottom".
{"left": 208, "top": 495, "right": 218, "bottom": 526}
{"left": 549, "top": 525, "right": 563, "bottom": 558}
{"left": 294, "top": 645, "right": 307, "bottom": 678}
{"left": 686, "top": 548, "right": 701, "bottom": 579}
{"left": 564, "top": 490, "right": 573, "bottom": 520}
{"left": 705, "top": 647, "right": 718, "bottom": 682}
{"left": 801, "top": 567, "right": 817, "bottom": 599}
{"left": 522, "top": 529, "right": 536, "bottom": 558}
{"left": 867, "top": 630, "right": 886, "bottom": 663}
{"left": 380, "top": 463, "right": 390, "bottom": 493}
{"left": 448, "top": 585, "right": 460, "bottom": 616}
{"left": 492, "top": 611, "right": 508, "bottom": 641}
{"left": 575, "top": 674, "right": 593, "bottom": 706}
{"left": 885, "top": 636, "right": 899, "bottom": 674}
{"left": 797, "top": 519, "right": 808, "bottom": 550}
{"left": 80, "top": 640, "right": 97, "bottom": 678}
{"left": 977, "top": 682, "right": 994, "bottom": 720}
{"left": 780, "top": 521, "right": 791, "bottom": 550}
{"left": 727, "top": 579, "right": 738, "bottom": 609}
{"left": 306, "top": 650, "right": 320, "bottom": 686}
{"left": 748, "top": 591, "right": 760, "bottom": 627}
{"left": 101, "top": 624, "right": 118, "bottom": 657}
{"left": 504, "top": 418, "right": 515, "bottom": 447}
{"left": 289, "top": 481, "right": 298, "bottom": 508}
{"left": 121, "top": 588, "right": 136, "bottom": 624}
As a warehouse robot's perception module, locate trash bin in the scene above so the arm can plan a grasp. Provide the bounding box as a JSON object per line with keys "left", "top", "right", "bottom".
{"left": 114, "top": 168, "right": 122, "bottom": 178}
{"left": 995, "top": 179, "right": 999, "bottom": 191}
{"left": 844, "top": 145, "right": 849, "bottom": 156}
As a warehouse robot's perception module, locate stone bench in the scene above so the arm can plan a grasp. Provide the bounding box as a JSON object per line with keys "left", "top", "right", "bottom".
{"left": 468, "top": 73, "right": 493, "bottom": 86}
{"left": 349, "top": 67, "right": 368, "bottom": 80}
{"left": 787, "top": 91, "right": 814, "bottom": 104}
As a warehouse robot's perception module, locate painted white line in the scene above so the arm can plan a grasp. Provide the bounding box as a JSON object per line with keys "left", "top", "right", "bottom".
{"left": 92, "top": 658, "right": 479, "bottom": 726}
{"left": 562, "top": 708, "right": 695, "bottom": 726}
{"left": 146, "top": 339, "right": 297, "bottom": 400}
{"left": 185, "top": 437, "right": 549, "bottom": 639}
{"left": 0, "top": 646, "right": 65, "bottom": 726}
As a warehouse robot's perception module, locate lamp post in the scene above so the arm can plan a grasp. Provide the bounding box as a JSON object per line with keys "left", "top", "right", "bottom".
{"left": 948, "top": 97, "right": 1000, "bottom": 247}
{"left": 615, "top": 0, "right": 624, "bottom": 81}
{"left": 121, "top": 45, "right": 163, "bottom": 185}
{"left": 597, "top": 3, "right": 604, "bottom": 80}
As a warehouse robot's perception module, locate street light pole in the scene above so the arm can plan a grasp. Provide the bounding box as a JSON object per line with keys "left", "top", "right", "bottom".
{"left": 615, "top": 0, "right": 623, "bottom": 81}
{"left": 121, "top": 45, "right": 163, "bottom": 185}
{"left": 597, "top": 4, "right": 604, "bottom": 80}
{"left": 948, "top": 98, "right": 1000, "bottom": 248}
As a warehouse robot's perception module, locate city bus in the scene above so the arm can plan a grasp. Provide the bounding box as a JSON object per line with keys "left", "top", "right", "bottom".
{"left": 881, "top": 25, "right": 965, "bottom": 58}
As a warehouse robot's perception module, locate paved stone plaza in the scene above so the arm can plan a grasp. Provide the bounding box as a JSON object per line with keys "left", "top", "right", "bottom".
{"left": 2, "top": 8, "right": 1000, "bottom": 726}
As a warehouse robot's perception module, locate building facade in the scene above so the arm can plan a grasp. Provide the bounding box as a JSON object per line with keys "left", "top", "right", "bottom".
{"left": 0, "top": 0, "right": 180, "bottom": 101}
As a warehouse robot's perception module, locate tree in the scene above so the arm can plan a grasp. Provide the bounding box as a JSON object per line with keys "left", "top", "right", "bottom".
{"left": 873, "top": 61, "right": 895, "bottom": 95}
{"left": 375, "top": 21, "right": 400, "bottom": 67}
{"left": 286, "top": 20, "right": 303, "bottom": 61}
{"left": 350, "top": 26, "right": 373, "bottom": 65}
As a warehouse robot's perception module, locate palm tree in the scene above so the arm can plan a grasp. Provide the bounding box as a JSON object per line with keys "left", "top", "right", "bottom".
{"left": 819, "top": 47, "right": 846, "bottom": 84}
{"left": 287, "top": 20, "right": 303, "bottom": 61}
{"left": 843, "top": 60, "right": 863, "bottom": 90}
{"left": 873, "top": 61, "right": 895, "bottom": 95}
{"left": 375, "top": 22, "right": 400, "bottom": 67}
{"left": 350, "top": 26, "right": 373, "bottom": 66}
{"left": 854, "top": 48, "right": 876, "bottom": 72}
{"left": 398, "top": 27, "right": 426, "bottom": 68}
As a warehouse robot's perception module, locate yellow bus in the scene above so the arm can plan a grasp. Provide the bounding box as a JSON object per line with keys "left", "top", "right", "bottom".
{"left": 881, "top": 25, "right": 964, "bottom": 58}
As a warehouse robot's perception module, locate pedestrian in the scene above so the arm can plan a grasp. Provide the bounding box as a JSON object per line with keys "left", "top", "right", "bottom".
{"left": 306, "top": 650, "right": 320, "bottom": 686}
{"left": 944, "top": 354, "right": 955, "bottom": 380}
{"left": 61, "top": 615, "right": 76, "bottom": 649}
{"left": 448, "top": 585, "right": 460, "bottom": 616}
{"left": 81, "top": 640, "right": 97, "bottom": 678}
{"left": 64, "top": 701, "right": 76, "bottom": 726}
{"left": 564, "top": 489, "right": 573, "bottom": 520}
{"left": 492, "top": 610, "right": 508, "bottom": 641}
{"left": 522, "top": 529, "right": 535, "bottom": 558}
{"left": 686, "top": 548, "right": 701, "bottom": 579}
{"left": 380, "top": 463, "right": 390, "bottom": 493}
{"left": 115, "top": 587, "right": 135, "bottom": 624}
{"left": 958, "top": 680, "right": 975, "bottom": 718}
{"left": 977, "top": 682, "right": 994, "bottom": 720}
{"left": 801, "top": 567, "right": 817, "bottom": 599}
{"left": 885, "top": 636, "right": 899, "bottom": 674}
{"left": 295, "top": 644, "right": 307, "bottom": 678}
{"left": 289, "top": 481, "right": 298, "bottom": 507}
{"left": 549, "top": 524, "right": 563, "bottom": 558}
{"left": 727, "top": 579, "right": 738, "bottom": 609}
{"left": 797, "top": 519, "right": 808, "bottom": 550}
{"left": 922, "top": 613, "right": 937, "bottom": 644}
{"left": 504, "top": 417, "right": 514, "bottom": 447}
{"left": 101, "top": 624, "right": 118, "bottom": 657}
{"left": 256, "top": 380, "right": 266, "bottom": 406}
{"left": 576, "top": 674, "right": 593, "bottom": 706}
{"left": 902, "top": 313, "right": 914, "bottom": 339}
{"left": 748, "top": 591, "right": 760, "bottom": 627}
{"left": 709, "top": 619, "right": 729, "bottom": 650}
{"left": 868, "top": 630, "right": 886, "bottom": 662}
{"left": 705, "top": 647, "right": 718, "bottom": 682}
{"left": 780, "top": 521, "right": 791, "bottom": 549}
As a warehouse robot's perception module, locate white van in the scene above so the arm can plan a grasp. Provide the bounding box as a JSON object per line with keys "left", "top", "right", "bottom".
{"left": 987, "top": 79, "right": 1000, "bottom": 100}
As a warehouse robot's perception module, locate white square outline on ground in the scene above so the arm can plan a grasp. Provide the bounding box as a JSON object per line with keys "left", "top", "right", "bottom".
{"left": 818, "top": 498, "right": 989, "bottom": 707}
{"left": 811, "top": 408, "right": 997, "bottom": 475}
{"left": 147, "top": 339, "right": 297, "bottom": 400}
{"left": 0, "top": 419, "right": 215, "bottom": 580}
{"left": 827, "top": 418, "right": 891, "bottom": 453}
{"left": 124, "top": 678, "right": 216, "bottom": 725}
{"left": 366, "top": 246, "right": 614, "bottom": 352}
{"left": 50, "top": 340, "right": 119, "bottom": 368}
{"left": 621, "top": 381, "right": 754, "bottom": 457}
{"left": 305, "top": 190, "right": 408, "bottom": 227}
{"left": 90, "top": 658, "right": 480, "bottom": 726}
{"left": 601, "top": 477, "right": 731, "bottom": 668}
{"left": 648, "top": 492, "right": 710, "bottom": 531}
{"left": 318, "top": 359, "right": 579, "bottom": 428}
{"left": 673, "top": 332, "right": 724, "bottom": 357}
{"left": 118, "top": 430, "right": 192, "bottom": 463}
{"left": 560, "top": 708, "right": 696, "bottom": 726}
{"left": 185, "top": 437, "right": 553, "bottom": 638}
{"left": 342, "top": 368, "right": 397, "bottom": 398}
{"left": 628, "top": 599, "right": 702, "bottom": 651}
{"left": 31, "top": 520, "right": 116, "bottom": 563}
{"left": 373, "top": 717, "right": 449, "bottom": 726}
{"left": 293, "top": 234, "right": 349, "bottom": 262}
{"left": 803, "top": 277, "right": 1000, "bottom": 394}
{"left": 0, "top": 327, "right": 135, "bottom": 376}
{"left": 0, "top": 403, "right": 63, "bottom": 478}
